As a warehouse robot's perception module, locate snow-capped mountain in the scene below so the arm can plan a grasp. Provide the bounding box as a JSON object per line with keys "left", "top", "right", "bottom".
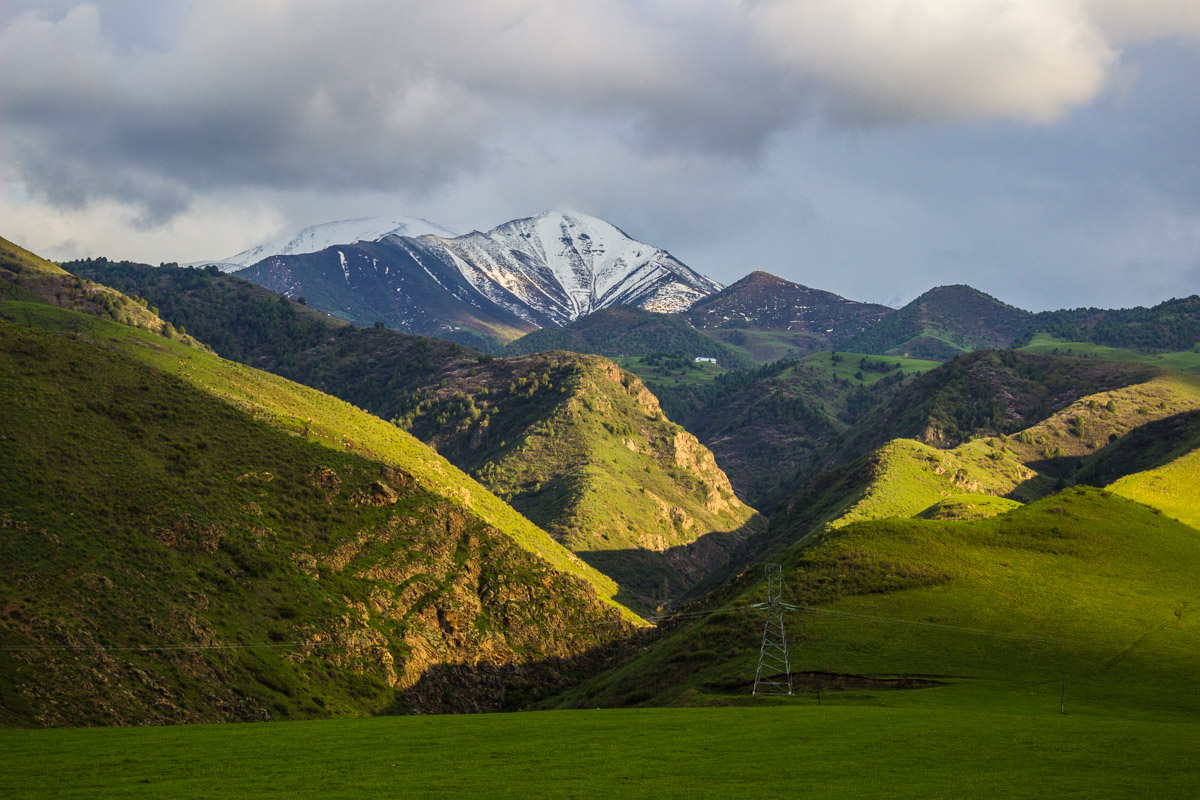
{"left": 411, "top": 211, "right": 721, "bottom": 326}
{"left": 232, "top": 211, "right": 722, "bottom": 346}
{"left": 198, "top": 216, "right": 460, "bottom": 271}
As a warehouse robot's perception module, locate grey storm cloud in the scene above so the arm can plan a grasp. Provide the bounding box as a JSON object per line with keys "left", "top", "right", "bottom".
{"left": 4, "top": 0, "right": 1198, "bottom": 221}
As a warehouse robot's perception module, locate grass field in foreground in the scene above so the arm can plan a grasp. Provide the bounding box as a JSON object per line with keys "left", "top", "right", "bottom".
{"left": 2, "top": 704, "right": 1197, "bottom": 799}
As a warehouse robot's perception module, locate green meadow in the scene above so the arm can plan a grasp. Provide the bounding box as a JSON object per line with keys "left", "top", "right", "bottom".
{"left": 2, "top": 703, "right": 1197, "bottom": 799}
{"left": 1018, "top": 333, "right": 1200, "bottom": 373}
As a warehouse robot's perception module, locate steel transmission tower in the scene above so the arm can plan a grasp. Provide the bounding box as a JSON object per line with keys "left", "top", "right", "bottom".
{"left": 753, "top": 563, "right": 797, "bottom": 696}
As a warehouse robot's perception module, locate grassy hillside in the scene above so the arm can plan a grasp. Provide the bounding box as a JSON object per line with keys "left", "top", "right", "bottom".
{"left": 0, "top": 313, "right": 638, "bottom": 726}
{"left": 612, "top": 353, "right": 729, "bottom": 387}
{"left": 72, "top": 261, "right": 754, "bottom": 610}
{"left": 554, "top": 487, "right": 1200, "bottom": 721}
{"left": 1023, "top": 294, "right": 1200, "bottom": 353}
{"left": 503, "top": 306, "right": 755, "bottom": 370}
{"left": 1017, "top": 333, "right": 1200, "bottom": 373}
{"left": 0, "top": 300, "right": 622, "bottom": 610}
{"left": 649, "top": 354, "right": 938, "bottom": 512}
{"left": 1, "top": 241, "right": 204, "bottom": 345}
{"left": 397, "top": 353, "right": 763, "bottom": 612}
{"left": 844, "top": 284, "right": 1032, "bottom": 359}
{"left": 0, "top": 236, "right": 69, "bottom": 276}
{"left": 767, "top": 366, "right": 1200, "bottom": 544}
{"left": 833, "top": 350, "right": 1162, "bottom": 462}
{"left": 698, "top": 327, "right": 827, "bottom": 363}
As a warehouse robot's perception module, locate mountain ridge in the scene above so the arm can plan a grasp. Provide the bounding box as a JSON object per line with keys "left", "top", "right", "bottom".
{"left": 229, "top": 211, "right": 721, "bottom": 348}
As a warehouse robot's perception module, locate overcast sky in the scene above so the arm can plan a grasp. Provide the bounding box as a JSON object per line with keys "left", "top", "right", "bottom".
{"left": 2, "top": 1, "right": 1198, "bottom": 310}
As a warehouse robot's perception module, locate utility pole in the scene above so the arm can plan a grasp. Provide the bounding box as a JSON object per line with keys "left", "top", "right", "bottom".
{"left": 753, "top": 563, "right": 797, "bottom": 696}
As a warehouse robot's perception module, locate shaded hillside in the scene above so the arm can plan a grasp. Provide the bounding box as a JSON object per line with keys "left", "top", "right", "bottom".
{"left": 1022, "top": 295, "right": 1200, "bottom": 353}
{"left": 503, "top": 306, "right": 754, "bottom": 370}
{"left": 650, "top": 353, "right": 938, "bottom": 512}
{"left": 832, "top": 350, "right": 1161, "bottom": 465}
{"left": 69, "top": 259, "right": 476, "bottom": 415}
{"left": 0, "top": 310, "right": 637, "bottom": 726}
{"left": 687, "top": 271, "right": 891, "bottom": 359}
{"left": 844, "top": 285, "right": 1032, "bottom": 359}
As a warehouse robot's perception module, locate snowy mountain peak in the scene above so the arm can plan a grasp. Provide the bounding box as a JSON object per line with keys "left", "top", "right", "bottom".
{"left": 199, "top": 215, "right": 461, "bottom": 271}
{"left": 228, "top": 210, "right": 723, "bottom": 339}
{"left": 430, "top": 210, "right": 721, "bottom": 325}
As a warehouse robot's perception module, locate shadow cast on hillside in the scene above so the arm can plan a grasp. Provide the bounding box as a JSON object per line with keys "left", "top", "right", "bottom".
{"left": 578, "top": 516, "right": 767, "bottom": 614}
{"left": 378, "top": 626, "right": 659, "bottom": 715}
{"left": 1011, "top": 410, "right": 1200, "bottom": 502}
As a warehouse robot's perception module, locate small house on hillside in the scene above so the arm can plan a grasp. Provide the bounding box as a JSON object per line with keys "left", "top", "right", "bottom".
{"left": 694, "top": 356, "right": 717, "bottom": 364}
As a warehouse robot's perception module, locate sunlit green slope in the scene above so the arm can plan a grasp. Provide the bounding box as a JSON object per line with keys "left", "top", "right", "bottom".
{"left": 556, "top": 488, "right": 1200, "bottom": 716}
{"left": 0, "top": 313, "right": 638, "bottom": 726}
{"left": 0, "top": 300, "right": 624, "bottom": 610}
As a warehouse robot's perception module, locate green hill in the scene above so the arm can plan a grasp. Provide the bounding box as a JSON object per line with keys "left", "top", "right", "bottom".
{"left": 1022, "top": 295, "right": 1200, "bottom": 353}
{"left": 553, "top": 487, "right": 1200, "bottom": 718}
{"left": 769, "top": 365, "right": 1200, "bottom": 544}
{"left": 1017, "top": 333, "right": 1200, "bottom": 373}
{"left": 503, "top": 306, "right": 754, "bottom": 370}
{"left": 396, "top": 353, "right": 762, "bottom": 612}
{"left": 832, "top": 350, "right": 1162, "bottom": 462}
{"left": 844, "top": 285, "right": 1032, "bottom": 359}
{"left": 648, "top": 353, "right": 939, "bottom": 512}
{"left": 0, "top": 309, "right": 637, "bottom": 726}
{"left": 1, "top": 240, "right": 204, "bottom": 345}
{"left": 72, "top": 261, "right": 757, "bottom": 611}
{"left": 68, "top": 259, "right": 473, "bottom": 417}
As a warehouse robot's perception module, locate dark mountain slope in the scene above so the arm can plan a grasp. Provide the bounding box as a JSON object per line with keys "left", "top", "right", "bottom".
{"left": 687, "top": 271, "right": 891, "bottom": 354}
{"left": 831, "top": 350, "right": 1161, "bottom": 465}
{"left": 235, "top": 237, "right": 538, "bottom": 349}
{"left": 844, "top": 285, "right": 1032, "bottom": 359}
{"left": 652, "top": 352, "right": 938, "bottom": 512}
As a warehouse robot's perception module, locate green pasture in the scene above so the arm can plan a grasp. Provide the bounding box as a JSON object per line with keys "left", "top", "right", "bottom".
{"left": 1018, "top": 334, "right": 1200, "bottom": 373}
{"left": 800, "top": 351, "right": 939, "bottom": 385}
{"left": 613, "top": 355, "right": 728, "bottom": 387}
{"left": 2, "top": 703, "right": 1197, "bottom": 799}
